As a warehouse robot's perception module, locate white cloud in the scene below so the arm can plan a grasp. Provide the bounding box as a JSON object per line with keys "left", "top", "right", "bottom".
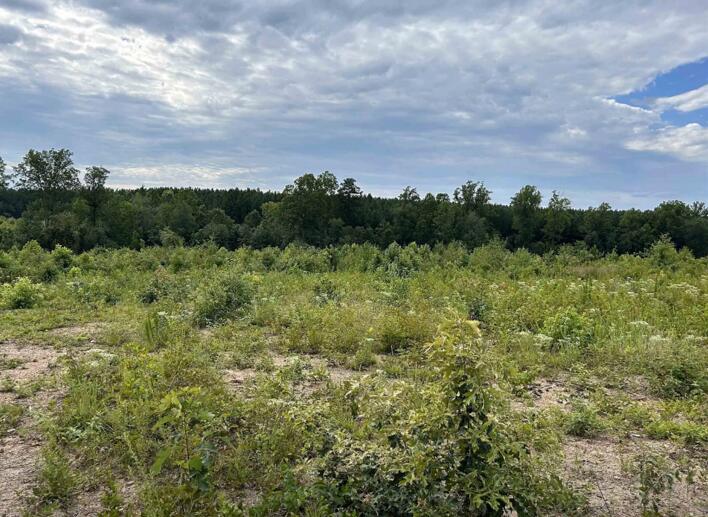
{"left": 654, "top": 83, "right": 708, "bottom": 112}
{"left": 626, "top": 123, "right": 708, "bottom": 161}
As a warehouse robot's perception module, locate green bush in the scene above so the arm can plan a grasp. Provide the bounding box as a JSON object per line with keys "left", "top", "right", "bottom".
{"left": 51, "top": 244, "right": 74, "bottom": 271}
{"left": 0, "top": 403, "right": 24, "bottom": 437}
{"left": 30, "top": 446, "right": 77, "bottom": 512}
{"left": 565, "top": 404, "right": 604, "bottom": 437}
{"left": 1, "top": 276, "right": 44, "bottom": 309}
{"left": 314, "top": 320, "right": 580, "bottom": 515}
{"left": 192, "top": 272, "right": 254, "bottom": 327}
{"left": 541, "top": 308, "right": 594, "bottom": 352}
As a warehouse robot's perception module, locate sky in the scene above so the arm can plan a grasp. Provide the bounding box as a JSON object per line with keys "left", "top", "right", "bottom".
{"left": 0, "top": 0, "right": 707, "bottom": 209}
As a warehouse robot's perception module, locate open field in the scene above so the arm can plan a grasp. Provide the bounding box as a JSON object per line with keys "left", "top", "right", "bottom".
{"left": 1, "top": 240, "right": 706, "bottom": 516}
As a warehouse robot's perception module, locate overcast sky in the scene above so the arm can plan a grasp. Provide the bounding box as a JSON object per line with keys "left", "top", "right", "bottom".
{"left": 1, "top": 0, "right": 707, "bottom": 208}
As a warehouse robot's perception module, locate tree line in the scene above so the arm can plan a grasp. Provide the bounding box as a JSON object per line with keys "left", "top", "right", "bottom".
{"left": 1, "top": 148, "right": 706, "bottom": 256}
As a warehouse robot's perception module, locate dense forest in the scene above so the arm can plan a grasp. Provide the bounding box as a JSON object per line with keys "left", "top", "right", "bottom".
{"left": 1, "top": 148, "right": 706, "bottom": 256}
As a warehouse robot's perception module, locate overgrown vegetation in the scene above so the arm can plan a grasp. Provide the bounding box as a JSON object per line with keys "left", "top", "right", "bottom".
{"left": 1, "top": 238, "right": 706, "bottom": 515}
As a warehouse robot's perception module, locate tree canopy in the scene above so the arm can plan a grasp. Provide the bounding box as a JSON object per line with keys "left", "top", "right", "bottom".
{"left": 0, "top": 148, "right": 706, "bottom": 257}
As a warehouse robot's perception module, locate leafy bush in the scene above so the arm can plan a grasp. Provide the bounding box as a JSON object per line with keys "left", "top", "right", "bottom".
{"left": 30, "top": 446, "right": 77, "bottom": 512}
{"left": 1, "top": 276, "right": 44, "bottom": 309}
{"left": 565, "top": 404, "right": 604, "bottom": 437}
{"left": 313, "top": 277, "right": 340, "bottom": 304}
{"left": 0, "top": 403, "right": 24, "bottom": 437}
{"left": 192, "top": 272, "right": 254, "bottom": 327}
{"left": 51, "top": 244, "right": 74, "bottom": 271}
{"left": 624, "top": 451, "right": 695, "bottom": 516}
{"left": 379, "top": 242, "right": 433, "bottom": 277}
{"left": 376, "top": 309, "right": 433, "bottom": 353}
{"left": 314, "top": 319, "right": 579, "bottom": 515}
{"left": 541, "top": 308, "right": 594, "bottom": 352}
{"left": 138, "top": 267, "right": 181, "bottom": 304}
{"left": 649, "top": 358, "right": 706, "bottom": 399}
{"left": 67, "top": 276, "right": 120, "bottom": 306}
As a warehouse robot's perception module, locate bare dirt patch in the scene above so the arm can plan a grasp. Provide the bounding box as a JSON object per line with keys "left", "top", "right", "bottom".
{"left": 223, "top": 354, "right": 360, "bottom": 394}
{"left": 67, "top": 478, "right": 139, "bottom": 517}
{"left": 48, "top": 322, "right": 105, "bottom": 340}
{"left": 529, "top": 378, "right": 574, "bottom": 410}
{"left": 563, "top": 436, "right": 707, "bottom": 517}
{"left": 0, "top": 342, "right": 65, "bottom": 516}
{"left": 0, "top": 432, "right": 43, "bottom": 516}
{"left": 0, "top": 342, "right": 62, "bottom": 387}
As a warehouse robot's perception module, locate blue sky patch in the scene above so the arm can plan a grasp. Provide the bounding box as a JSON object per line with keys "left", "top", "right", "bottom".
{"left": 614, "top": 57, "right": 708, "bottom": 125}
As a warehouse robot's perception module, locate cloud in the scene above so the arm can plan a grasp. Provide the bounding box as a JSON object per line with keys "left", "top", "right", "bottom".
{"left": 0, "top": 23, "right": 22, "bottom": 44}
{"left": 627, "top": 123, "right": 708, "bottom": 161}
{"left": 0, "top": 0, "right": 706, "bottom": 208}
{"left": 654, "top": 84, "right": 708, "bottom": 112}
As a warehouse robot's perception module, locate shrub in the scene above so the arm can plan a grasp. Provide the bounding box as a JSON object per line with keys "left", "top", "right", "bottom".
{"left": 650, "top": 359, "right": 706, "bottom": 399}
{"left": 0, "top": 403, "right": 24, "bottom": 437}
{"left": 68, "top": 276, "right": 120, "bottom": 306}
{"left": 30, "top": 446, "right": 77, "bottom": 511}
{"left": 138, "top": 267, "right": 179, "bottom": 304}
{"left": 51, "top": 244, "right": 74, "bottom": 271}
{"left": 159, "top": 228, "right": 185, "bottom": 248}
{"left": 624, "top": 451, "right": 695, "bottom": 516}
{"left": 647, "top": 235, "right": 681, "bottom": 270}
{"left": 313, "top": 277, "right": 340, "bottom": 304}
{"left": 314, "top": 319, "right": 580, "bottom": 515}
{"left": 565, "top": 404, "right": 604, "bottom": 437}
{"left": 376, "top": 309, "right": 432, "bottom": 353}
{"left": 192, "top": 272, "right": 254, "bottom": 327}
{"left": 1, "top": 276, "right": 44, "bottom": 309}
{"left": 541, "top": 308, "right": 594, "bottom": 352}
{"left": 347, "top": 344, "right": 377, "bottom": 370}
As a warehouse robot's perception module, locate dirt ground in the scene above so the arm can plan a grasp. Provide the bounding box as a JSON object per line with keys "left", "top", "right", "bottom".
{"left": 0, "top": 341, "right": 64, "bottom": 517}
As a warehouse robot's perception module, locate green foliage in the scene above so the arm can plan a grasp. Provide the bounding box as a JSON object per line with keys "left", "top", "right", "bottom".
{"left": 315, "top": 319, "right": 580, "bottom": 515}
{"left": 0, "top": 403, "right": 24, "bottom": 437}
{"left": 1, "top": 276, "right": 44, "bottom": 309}
{"left": 1, "top": 240, "right": 706, "bottom": 515}
{"left": 30, "top": 445, "right": 78, "bottom": 512}
{"left": 67, "top": 276, "right": 121, "bottom": 306}
{"left": 192, "top": 272, "right": 254, "bottom": 327}
{"left": 541, "top": 308, "right": 594, "bottom": 352}
{"left": 565, "top": 404, "right": 604, "bottom": 437}
{"left": 143, "top": 311, "right": 172, "bottom": 349}
{"left": 624, "top": 451, "right": 695, "bottom": 516}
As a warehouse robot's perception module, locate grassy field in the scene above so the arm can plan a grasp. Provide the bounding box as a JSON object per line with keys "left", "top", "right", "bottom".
{"left": 1, "top": 239, "right": 706, "bottom": 516}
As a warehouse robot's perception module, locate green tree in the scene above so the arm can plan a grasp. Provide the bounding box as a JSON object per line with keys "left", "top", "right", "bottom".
{"left": 280, "top": 171, "right": 339, "bottom": 245}
{"left": 337, "top": 177, "right": 362, "bottom": 198}
{"left": 398, "top": 186, "right": 420, "bottom": 203}
{"left": 582, "top": 202, "right": 616, "bottom": 252}
{"left": 13, "top": 149, "right": 80, "bottom": 192}
{"left": 0, "top": 156, "right": 9, "bottom": 190}
{"left": 83, "top": 166, "right": 110, "bottom": 225}
{"left": 543, "top": 191, "right": 572, "bottom": 246}
{"left": 511, "top": 185, "right": 542, "bottom": 249}
{"left": 454, "top": 181, "right": 491, "bottom": 212}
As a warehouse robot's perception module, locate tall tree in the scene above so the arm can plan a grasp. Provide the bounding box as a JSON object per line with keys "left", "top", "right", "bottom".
{"left": 280, "top": 171, "right": 339, "bottom": 245}
{"left": 13, "top": 148, "right": 80, "bottom": 192}
{"left": 398, "top": 186, "right": 420, "bottom": 203}
{"left": 581, "top": 202, "right": 616, "bottom": 252}
{"left": 0, "top": 156, "right": 9, "bottom": 190}
{"left": 510, "top": 185, "right": 542, "bottom": 249}
{"left": 454, "top": 181, "right": 491, "bottom": 212}
{"left": 543, "top": 191, "right": 572, "bottom": 246}
{"left": 83, "top": 166, "right": 110, "bottom": 225}
{"left": 337, "top": 177, "right": 363, "bottom": 198}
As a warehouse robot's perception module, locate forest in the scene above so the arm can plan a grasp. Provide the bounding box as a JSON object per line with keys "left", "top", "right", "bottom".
{"left": 1, "top": 148, "right": 707, "bottom": 256}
